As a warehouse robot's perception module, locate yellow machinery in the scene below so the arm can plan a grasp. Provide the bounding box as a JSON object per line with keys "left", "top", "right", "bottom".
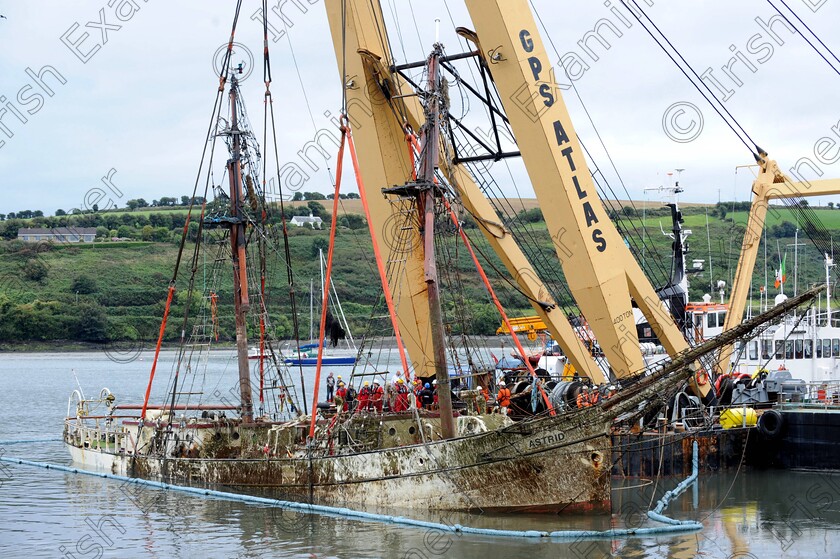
{"left": 325, "top": 0, "right": 719, "bottom": 399}
{"left": 717, "top": 153, "right": 840, "bottom": 373}
{"left": 495, "top": 315, "right": 547, "bottom": 336}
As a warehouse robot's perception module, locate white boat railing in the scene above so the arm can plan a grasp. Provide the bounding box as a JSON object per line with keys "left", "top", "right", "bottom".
{"left": 64, "top": 417, "right": 133, "bottom": 454}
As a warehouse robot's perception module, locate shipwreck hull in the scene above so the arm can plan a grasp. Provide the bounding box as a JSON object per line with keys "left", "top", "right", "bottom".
{"left": 68, "top": 411, "right": 612, "bottom": 512}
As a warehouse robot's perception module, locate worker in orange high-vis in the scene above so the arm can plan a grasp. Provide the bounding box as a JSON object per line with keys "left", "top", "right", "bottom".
{"left": 576, "top": 387, "right": 591, "bottom": 409}
{"left": 394, "top": 378, "right": 410, "bottom": 412}
{"left": 357, "top": 381, "right": 371, "bottom": 413}
{"left": 496, "top": 381, "right": 511, "bottom": 416}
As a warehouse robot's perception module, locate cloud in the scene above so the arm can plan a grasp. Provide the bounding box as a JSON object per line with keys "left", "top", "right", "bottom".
{"left": 0, "top": 0, "right": 838, "bottom": 213}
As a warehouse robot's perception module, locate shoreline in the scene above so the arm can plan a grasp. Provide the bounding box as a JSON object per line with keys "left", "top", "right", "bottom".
{"left": 0, "top": 335, "right": 526, "bottom": 354}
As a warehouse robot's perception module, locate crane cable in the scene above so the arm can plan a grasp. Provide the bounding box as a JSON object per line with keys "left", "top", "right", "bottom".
{"left": 767, "top": 0, "right": 840, "bottom": 77}
{"left": 528, "top": 0, "right": 673, "bottom": 288}
{"left": 620, "top": 0, "right": 761, "bottom": 158}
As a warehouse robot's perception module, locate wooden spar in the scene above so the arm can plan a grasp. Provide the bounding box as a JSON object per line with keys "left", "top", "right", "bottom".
{"left": 226, "top": 73, "right": 254, "bottom": 422}
{"left": 604, "top": 284, "right": 825, "bottom": 416}
{"left": 417, "top": 45, "right": 455, "bottom": 440}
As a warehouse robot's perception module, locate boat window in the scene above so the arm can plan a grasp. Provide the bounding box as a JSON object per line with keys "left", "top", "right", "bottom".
{"left": 824, "top": 339, "right": 832, "bottom": 358}
{"left": 795, "top": 340, "right": 803, "bottom": 359}
{"left": 718, "top": 311, "right": 726, "bottom": 327}
{"left": 749, "top": 341, "right": 758, "bottom": 360}
{"left": 762, "top": 340, "right": 773, "bottom": 360}
{"left": 775, "top": 340, "right": 784, "bottom": 359}
{"left": 834, "top": 339, "right": 840, "bottom": 357}
{"left": 817, "top": 339, "right": 823, "bottom": 358}
{"left": 707, "top": 313, "right": 716, "bottom": 328}
{"left": 785, "top": 340, "right": 794, "bottom": 359}
{"left": 804, "top": 340, "right": 813, "bottom": 359}
{"left": 694, "top": 314, "right": 703, "bottom": 328}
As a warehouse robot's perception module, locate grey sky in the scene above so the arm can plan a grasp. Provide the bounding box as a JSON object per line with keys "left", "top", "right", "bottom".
{"left": 0, "top": 0, "right": 838, "bottom": 214}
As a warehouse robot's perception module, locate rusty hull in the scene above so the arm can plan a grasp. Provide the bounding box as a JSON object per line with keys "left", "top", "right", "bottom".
{"left": 123, "top": 411, "right": 611, "bottom": 513}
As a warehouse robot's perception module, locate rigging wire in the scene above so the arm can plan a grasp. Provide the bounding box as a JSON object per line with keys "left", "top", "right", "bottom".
{"left": 262, "top": 0, "right": 308, "bottom": 414}
{"left": 767, "top": 0, "right": 840, "bottom": 77}
{"left": 619, "top": 0, "right": 760, "bottom": 157}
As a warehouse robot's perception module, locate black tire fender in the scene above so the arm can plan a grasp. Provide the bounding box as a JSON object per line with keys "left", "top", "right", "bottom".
{"left": 757, "top": 409, "right": 785, "bottom": 439}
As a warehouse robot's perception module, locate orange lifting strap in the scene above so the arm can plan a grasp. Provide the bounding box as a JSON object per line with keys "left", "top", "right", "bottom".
{"left": 140, "top": 284, "right": 176, "bottom": 421}
{"left": 406, "top": 131, "right": 555, "bottom": 415}
{"left": 308, "top": 117, "right": 413, "bottom": 440}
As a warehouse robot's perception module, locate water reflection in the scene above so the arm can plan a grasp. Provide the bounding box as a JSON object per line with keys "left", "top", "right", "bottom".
{"left": 2, "top": 353, "right": 840, "bottom": 558}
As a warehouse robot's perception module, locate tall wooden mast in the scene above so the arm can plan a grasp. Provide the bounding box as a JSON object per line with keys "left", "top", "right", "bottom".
{"left": 226, "top": 72, "right": 254, "bottom": 422}
{"left": 416, "top": 45, "right": 455, "bottom": 439}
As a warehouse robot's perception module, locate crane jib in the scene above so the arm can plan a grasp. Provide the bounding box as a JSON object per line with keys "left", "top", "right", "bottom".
{"left": 518, "top": 28, "right": 607, "bottom": 253}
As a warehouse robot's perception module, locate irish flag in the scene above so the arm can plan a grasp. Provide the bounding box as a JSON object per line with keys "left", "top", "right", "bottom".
{"left": 775, "top": 254, "right": 787, "bottom": 289}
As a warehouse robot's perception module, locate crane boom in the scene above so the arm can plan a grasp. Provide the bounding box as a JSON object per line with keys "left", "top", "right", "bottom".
{"left": 463, "top": 1, "right": 702, "bottom": 394}
{"left": 717, "top": 156, "right": 840, "bottom": 372}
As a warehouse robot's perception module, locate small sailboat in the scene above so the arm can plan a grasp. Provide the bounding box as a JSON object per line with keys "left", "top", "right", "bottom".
{"left": 283, "top": 249, "right": 358, "bottom": 366}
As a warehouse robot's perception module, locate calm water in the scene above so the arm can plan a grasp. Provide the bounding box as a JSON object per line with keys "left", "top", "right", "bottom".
{"left": 1, "top": 351, "right": 840, "bottom": 558}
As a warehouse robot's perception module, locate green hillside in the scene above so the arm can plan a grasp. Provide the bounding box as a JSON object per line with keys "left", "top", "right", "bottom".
{"left": 2, "top": 201, "right": 839, "bottom": 349}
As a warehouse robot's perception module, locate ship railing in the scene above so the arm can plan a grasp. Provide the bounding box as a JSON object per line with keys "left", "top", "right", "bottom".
{"left": 794, "top": 380, "right": 840, "bottom": 407}
{"left": 64, "top": 416, "right": 133, "bottom": 454}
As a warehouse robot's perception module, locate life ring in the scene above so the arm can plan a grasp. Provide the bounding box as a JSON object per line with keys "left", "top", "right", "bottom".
{"left": 695, "top": 368, "right": 709, "bottom": 387}
{"left": 714, "top": 373, "right": 730, "bottom": 393}
{"left": 757, "top": 409, "right": 785, "bottom": 439}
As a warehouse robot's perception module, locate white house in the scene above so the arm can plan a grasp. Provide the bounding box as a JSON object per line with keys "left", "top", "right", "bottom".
{"left": 290, "top": 215, "right": 323, "bottom": 229}
{"left": 17, "top": 227, "right": 97, "bottom": 243}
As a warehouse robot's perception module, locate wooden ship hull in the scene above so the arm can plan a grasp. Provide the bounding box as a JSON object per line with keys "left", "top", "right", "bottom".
{"left": 65, "top": 410, "right": 611, "bottom": 512}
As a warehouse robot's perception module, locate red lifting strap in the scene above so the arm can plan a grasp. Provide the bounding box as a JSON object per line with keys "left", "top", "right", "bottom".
{"left": 308, "top": 126, "right": 347, "bottom": 439}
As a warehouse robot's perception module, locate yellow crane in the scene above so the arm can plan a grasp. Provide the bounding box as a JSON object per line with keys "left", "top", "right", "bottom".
{"left": 717, "top": 154, "right": 840, "bottom": 372}
{"left": 325, "top": 0, "right": 716, "bottom": 401}
{"left": 324, "top": 0, "right": 606, "bottom": 383}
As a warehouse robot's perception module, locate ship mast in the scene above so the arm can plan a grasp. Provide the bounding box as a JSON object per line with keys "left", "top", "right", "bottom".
{"left": 226, "top": 68, "right": 254, "bottom": 423}
{"left": 383, "top": 43, "right": 455, "bottom": 439}
{"left": 420, "top": 44, "right": 455, "bottom": 441}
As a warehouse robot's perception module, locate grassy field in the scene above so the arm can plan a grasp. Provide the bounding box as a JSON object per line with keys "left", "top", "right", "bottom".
{"left": 4, "top": 196, "right": 840, "bottom": 345}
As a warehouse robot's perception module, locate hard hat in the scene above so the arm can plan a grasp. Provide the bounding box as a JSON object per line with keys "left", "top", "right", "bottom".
{"left": 364, "top": 381, "right": 370, "bottom": 386}
{"left": 338, "top": 381, "right": 345, "bottom": 386}
{"left": 373, "top": 380, "right": 380, "bottom": 385}
{"left": 397, "top": 378, "right": 404, "bottom": 383}
{"left": 432, "top": 380, "right": 437, "bottom": 385}
{"left": 337, "top": 375, "right": 342, "bottom": 379}
{"left": 424, "top": 383, "right": 430, "bottom": 388}
{"left": 608, "top": 385, "right": 616, "bottom": 390}
{"left": 499, "top": 381, "right": 506, "bottom": 386}
{"left": 476, "top": 385, "right": 482, "bottom": 391}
